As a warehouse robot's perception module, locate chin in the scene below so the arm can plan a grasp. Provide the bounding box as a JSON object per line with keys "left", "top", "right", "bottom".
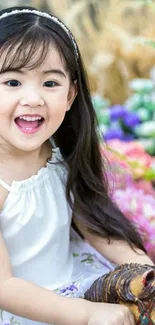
{"left": 13, "top": 142, "right": 43, "bottom": 152}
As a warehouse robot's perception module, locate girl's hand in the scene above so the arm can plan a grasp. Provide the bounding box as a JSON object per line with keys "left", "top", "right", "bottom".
{"left": 87, "top": 302, "right": 135, "bottom": 325}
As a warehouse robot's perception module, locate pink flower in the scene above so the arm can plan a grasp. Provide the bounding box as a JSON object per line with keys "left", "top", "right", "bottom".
{"left": 112, "top": 186, "right": 155, "bottom": 262}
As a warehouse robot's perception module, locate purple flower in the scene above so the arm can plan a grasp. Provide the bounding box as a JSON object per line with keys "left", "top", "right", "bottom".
{"left": 60, "top": 284, "right": 78, "bottom": 295}
{"left": 104, "top": 127, "right": 124, "bottom": 140}
{"left": 2, "top": 322, "right": 11, "bottom": 325}
{"left": 110, "top": 105, "right": 127, "bottom": 120}
{"left": 123, "top": 111, "right": 141, "bottom": 128}
{"left": 122, "top": 134, "right": 135, "bottom": 141}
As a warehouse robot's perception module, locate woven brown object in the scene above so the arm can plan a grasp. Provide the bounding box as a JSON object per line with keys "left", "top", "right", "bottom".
{"left": 84, "top": 263, "right": 155, "bottom": 325}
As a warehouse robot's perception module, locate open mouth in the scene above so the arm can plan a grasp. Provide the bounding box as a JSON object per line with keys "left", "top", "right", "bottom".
{"left": 14, "top": 115, "right": 45, "bottom": 133}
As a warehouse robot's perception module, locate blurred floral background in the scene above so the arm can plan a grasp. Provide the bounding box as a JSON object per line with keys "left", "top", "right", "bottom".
{"left": 0, "top": 0, "right": 155, "bottom": 261}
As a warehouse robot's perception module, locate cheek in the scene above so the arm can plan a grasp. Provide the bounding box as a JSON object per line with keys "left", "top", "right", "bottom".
{"left": 0, "top": 105, "right": 15, "bottom": 120}
{"left": 0, "top": 91, "right": 17, "bottom": 115}
{"left": 48, "top": 92, "right": 68, "bottom": 116}
{"left": 49, "top": 105, "right": 67, "bottom": 124}
{"left": 47, "top": 99, "right": 68, "bottom": 131}
{"left": 0, "top": 102, "right": 12, "bottom": 117}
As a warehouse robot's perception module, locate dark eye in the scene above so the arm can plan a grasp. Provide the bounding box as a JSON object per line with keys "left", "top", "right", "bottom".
{"left": 5, "top": 80, "right": 21, "bottom": 87}
{"left": 44, "top": 81, "right": 58, "bottom": 88}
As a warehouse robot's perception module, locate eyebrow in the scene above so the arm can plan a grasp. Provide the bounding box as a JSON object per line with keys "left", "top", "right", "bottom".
{"left": 0, "top": 68, "right": 67, "bottom": 78}
{"left": 43, "top": 69, "right": 67, "bottom": 78}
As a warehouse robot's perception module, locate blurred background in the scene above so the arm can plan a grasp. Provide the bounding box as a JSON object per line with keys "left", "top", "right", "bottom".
{"left": 0, "top": 0, "right": 155, "bottom": 261}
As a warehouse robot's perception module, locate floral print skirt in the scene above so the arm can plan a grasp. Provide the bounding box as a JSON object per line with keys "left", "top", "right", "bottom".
{"left": 0, "top": 230, "right": 115, "bottom": 325}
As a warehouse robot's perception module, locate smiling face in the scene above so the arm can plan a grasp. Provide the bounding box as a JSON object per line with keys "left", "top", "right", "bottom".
{"left": 0, "top": 45, "right": 77, "bottom": 153}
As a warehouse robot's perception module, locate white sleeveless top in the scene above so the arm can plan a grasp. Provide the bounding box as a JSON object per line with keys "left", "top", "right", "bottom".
{"left": 0, "top": 141, "right": 73, "bottom": 290}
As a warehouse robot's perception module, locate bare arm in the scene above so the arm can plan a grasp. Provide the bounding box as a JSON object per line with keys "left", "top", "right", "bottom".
{"left": 0, "top": 230, "right": 92, "bottom": 325}
{"left": 73, "top": 216, "right": 154, "bottom": 266}
{"left": 0, "top": 232, "right": 137, "bottom": 325}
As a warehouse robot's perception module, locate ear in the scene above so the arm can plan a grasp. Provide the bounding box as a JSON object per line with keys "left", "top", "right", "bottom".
{"left": 66, "top": 80, "right": 78, "bottom": 111}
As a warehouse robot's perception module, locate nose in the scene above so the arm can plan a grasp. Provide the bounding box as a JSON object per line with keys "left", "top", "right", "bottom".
{"left": 20, "top": 92, "right": 45, "bottom": 107}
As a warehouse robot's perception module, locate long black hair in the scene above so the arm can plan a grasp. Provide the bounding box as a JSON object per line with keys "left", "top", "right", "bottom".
{"left": 0, "top": 6, "right": 145, "bottom": 251}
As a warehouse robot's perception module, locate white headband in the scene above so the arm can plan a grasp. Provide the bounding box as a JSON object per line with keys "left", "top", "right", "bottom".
{"left": 0, "top": 9, "right": 79, "bottom": 59}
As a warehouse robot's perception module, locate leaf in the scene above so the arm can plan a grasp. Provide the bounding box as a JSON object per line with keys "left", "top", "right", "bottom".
{"left": 73, "top": 253, "right": 79, "bottom": 257}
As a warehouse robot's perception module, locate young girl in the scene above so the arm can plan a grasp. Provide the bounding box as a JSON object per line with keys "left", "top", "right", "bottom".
{"left": 0, "top": 5, "right": 153, "bottom": 325}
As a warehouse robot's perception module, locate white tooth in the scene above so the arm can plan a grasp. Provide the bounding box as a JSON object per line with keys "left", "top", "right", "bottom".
{"left": 18, "top": 116, "right": 42, "bottom": 121}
